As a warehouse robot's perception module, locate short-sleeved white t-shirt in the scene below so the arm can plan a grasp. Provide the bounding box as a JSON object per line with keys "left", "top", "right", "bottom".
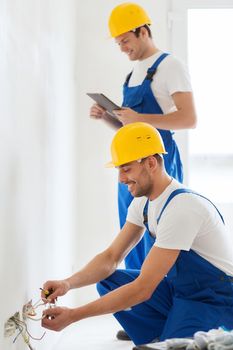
{"left": 127, "top": 179, "right": 233, "bottom": 276}
{"left": 128, "top": 51, "right": 192, "bottom": 114}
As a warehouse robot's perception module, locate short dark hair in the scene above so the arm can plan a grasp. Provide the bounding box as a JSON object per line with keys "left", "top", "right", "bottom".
{"left": 132, "top": 25, "right": 152, "bottom": 38}
{"left": 153, "top": 154, "right": 163, "bottom": 165}
{"left": 141, "top": 154, "right": 164, "bottom": 166}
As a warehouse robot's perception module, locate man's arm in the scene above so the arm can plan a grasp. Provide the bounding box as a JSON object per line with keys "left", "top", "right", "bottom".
{"left": 42, "top": 222, "right": 144, "bottom": 300}
{"left": 42, "top": 246, "right": 180, "bottom": 331}
{"left": 114, "top": 91, "right": 197, "bottom": 130}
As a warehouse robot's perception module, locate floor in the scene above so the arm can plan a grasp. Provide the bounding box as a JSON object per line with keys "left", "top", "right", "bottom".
{"left": 54, "top": 315, "right": 135, "bottom": 350}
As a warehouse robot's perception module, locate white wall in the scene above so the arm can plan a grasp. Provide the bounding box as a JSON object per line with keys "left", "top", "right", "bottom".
{"left": 0, "top": 1, "right": 172, "bottom": 349}
{"left": 0, "top": 1, "right": 78, "bottom": 349}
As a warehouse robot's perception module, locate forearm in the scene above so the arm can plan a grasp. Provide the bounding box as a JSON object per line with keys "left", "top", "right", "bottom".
{"left": 116, "top": 91, "right": 197, "bottom": 130}
{"left": 65, "top": 251, "right": 117, "bottom": 290}
{"left": 71, "top": 279, "right": 152, "bottom": 322}
{"left": 137, "top": 109, "right": 197, "bottom": 130}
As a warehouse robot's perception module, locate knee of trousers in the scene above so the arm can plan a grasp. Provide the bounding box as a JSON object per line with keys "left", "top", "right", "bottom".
{"left": 96, "top": 279, "right": 109, "bottom": 296}
{"left": 96, "top": 269, "right": 139, "bottom": 297}
{"left": 96, "top": 270, "right": 126, "bottom": 297}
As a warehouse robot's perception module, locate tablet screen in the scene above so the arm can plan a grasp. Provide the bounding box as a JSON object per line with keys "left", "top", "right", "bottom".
{"left": 87, "top": 93, "right": 121, "bottom": 116}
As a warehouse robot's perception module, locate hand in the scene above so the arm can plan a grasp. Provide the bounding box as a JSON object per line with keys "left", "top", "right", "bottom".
{"left": 42, "top": 306, "right": 75, "bottom": 332}
{"left": 112, "top": 108, "right": 139, "bottom": 125}
{"left": 41, "top": 280, "right": 70, "bottom": 302}
{"left": 89, "top": 103, "right": 107, "bottom": 120}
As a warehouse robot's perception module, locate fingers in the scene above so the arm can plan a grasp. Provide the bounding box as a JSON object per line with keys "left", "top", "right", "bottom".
{"left": 112, "top": 110, "right": 125, "bottom": 124}
{"left": 112, "top": 108, "right": 126, "bottom": 118}
{"left": 112, "top": 110, "right": 120, "bottom": 116}
{"left": 113, "top": 108, "right": 137, "bottom": 125}
{"left": 90, "top": 103, "right": 106, "bottom": 119}
{"left": 41, "top": 285, "right": 53, "bottom": 299}
{"left": 41, "top": 283, "right": 59, "bottom": 302}
{"left": 40, "top": 287, "right": 54, "bottom": 299}
{"left": 93, "top": 103, "right": 105, "bottom": 112}
{"left": 41, "top": 280, "right": 70, "bottom": 303}
{"left": 42, "top": 307, "right": 71, "bottom": 332}
{"left": 42, "top": 308, "right": 60, "bottom": 331}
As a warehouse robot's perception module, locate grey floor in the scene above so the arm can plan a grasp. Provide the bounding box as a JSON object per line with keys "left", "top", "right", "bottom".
{"left": 54, "top": 315, "right": 134, "bottom": 350}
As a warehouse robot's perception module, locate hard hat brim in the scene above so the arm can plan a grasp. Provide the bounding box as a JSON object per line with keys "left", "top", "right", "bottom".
{"left": 105, "top": 152, "right": 167, "bottom": 169}
{"left": 105, "top": 161, "right": 115, "bottom": 168}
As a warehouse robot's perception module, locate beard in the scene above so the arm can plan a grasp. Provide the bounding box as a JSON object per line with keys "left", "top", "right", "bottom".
{"left": 129, "top": 181, "right": 152, "bottom": 198}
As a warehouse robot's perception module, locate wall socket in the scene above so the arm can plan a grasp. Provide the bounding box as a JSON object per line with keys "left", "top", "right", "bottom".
{"left": 4, "top": 299, "right": 33, "bottom": 337}
{"left": 4, "top": 300, "right": 45, "bottom": 349}
{"left": 4, "top": 312, "right": 20, "bottom": 337}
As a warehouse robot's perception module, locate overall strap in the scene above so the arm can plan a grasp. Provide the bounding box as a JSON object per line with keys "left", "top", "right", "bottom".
{"left": 143, "top": 199, "right": 150, "bottom": 232}
{"left": 124, "top": 71, "right": 133, "bottom": 86}
{"left": 124, "top": 53, "right": 169, "bottom": 86}
{"left": 145, "top": 52, "right": 169, "bottom": 81}
{"left": 157, "top": 188, "right": 225, "bottom": 225}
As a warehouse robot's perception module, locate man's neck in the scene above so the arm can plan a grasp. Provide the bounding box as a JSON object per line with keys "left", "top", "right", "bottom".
{"left": 139, "top": 45, "right": 159, "bottom": 61}
{"left": 149, "top": 174, "right": 173, "bottom": 201}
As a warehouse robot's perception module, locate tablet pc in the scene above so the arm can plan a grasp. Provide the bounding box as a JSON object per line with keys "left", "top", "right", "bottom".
{"left": 87, "top": 93, "right": 121, "bottom": 116}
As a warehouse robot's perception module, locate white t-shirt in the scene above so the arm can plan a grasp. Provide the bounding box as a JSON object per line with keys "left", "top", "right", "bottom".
{"left": 127, "top": 179, "right": 233, "bottom": 276}
{"left": 128, "top": 51, "right": 192, "bottom": 114}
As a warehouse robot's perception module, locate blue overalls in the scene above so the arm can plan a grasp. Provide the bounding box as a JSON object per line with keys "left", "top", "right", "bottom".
{"left": 97, "top": 189, "right": 233, "bottom": 345}
{"left": 119, "top": 53, "right": 183, "bottom": 270}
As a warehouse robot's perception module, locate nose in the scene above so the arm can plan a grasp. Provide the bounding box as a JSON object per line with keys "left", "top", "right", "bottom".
{"left": 118, "top": 169, "right": 128, "bottom": 184}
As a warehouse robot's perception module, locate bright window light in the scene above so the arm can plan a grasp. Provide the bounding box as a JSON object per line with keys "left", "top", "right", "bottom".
{"left": 188, "top": 9, "right": 233, "bottom": 202}
{"left": 188, "top": 9, "right": 233, "bottom": 154}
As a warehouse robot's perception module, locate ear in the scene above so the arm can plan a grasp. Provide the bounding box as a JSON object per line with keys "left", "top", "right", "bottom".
{"left": 140, "top": 26, "right": 149, "bottom": 38}
{"left": 147, "top": 156, "right": 158, "bottom": 170}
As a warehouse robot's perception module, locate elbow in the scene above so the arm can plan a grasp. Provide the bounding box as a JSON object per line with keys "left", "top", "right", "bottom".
{"left": 135, "top": 291, "right": 151, "bottom": 304}
{"left": 189, "top": 121, "right": 197, "bottom": 129}
{"left": 185, "top": 112, "right": 198, "bottom": 129}
{"left": 190, "top": 114, "right": 198, "bottom": 129}
{"left": 189, "top": 106, "right": 198, "bottom": 129}
{"left": 97, "top": 249, "right": 118, "bottom": 273}
{"left": 132, "top": 278, "right": 157, "bottom": 303}
{"left": 144, "top": 289, "right": 155, "bottom": 301}
{"left": 136, "top": 287, "right": 154, "bottom": 303}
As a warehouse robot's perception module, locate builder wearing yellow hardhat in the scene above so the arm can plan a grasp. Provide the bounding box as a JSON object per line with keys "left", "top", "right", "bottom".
{"left": 90, "top": 2, "right": 197, "bottom": 279}
{"left": 42, "top": 123, "right": 233, "bottom": 349}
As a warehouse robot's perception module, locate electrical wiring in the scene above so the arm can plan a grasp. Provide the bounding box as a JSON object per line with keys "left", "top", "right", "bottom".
{"left": 4, "top": 294, "right": 52, "bottom": 349}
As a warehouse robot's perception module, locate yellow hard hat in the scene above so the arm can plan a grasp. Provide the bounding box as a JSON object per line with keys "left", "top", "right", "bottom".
{"left": 106, "top": 122, "right": 167, "bottom": 168}
{"left": 108, "top": 2, "right": 152, "bottom": 38}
